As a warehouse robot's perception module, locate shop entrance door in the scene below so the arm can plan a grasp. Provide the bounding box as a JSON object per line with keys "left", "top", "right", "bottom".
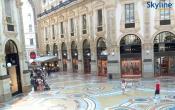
{"left": 98, "top": 59, "right": 107, "bottom": 76}
{"left": 121, "top": 57, "right": 142, "bottom": 78}
{"left": 63, "top": 59, "right": 67, "bottom": 71}
{"left": 154, "top": 56, "right": 175, "bottom": 76}
{"left": 72, "top": 58, "right": 78, "bottom": 72}
{"left": 84, "top": 59, "right": 91, "bottom": 74}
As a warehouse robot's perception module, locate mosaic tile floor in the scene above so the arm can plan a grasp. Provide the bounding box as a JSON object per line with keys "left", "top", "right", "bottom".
{"left": 0, "top": 72, "right": 175, "bottom": 110}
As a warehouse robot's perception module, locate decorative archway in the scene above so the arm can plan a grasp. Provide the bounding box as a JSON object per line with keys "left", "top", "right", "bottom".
{"left": 5, "top": 40, "right": 22, "bottom": 96}
{"left": 53, "top": 43, "right": 58, "bottom": 56}
{"left": 154, "top": 31, "right": 175, "bottom": 77}
{"left": 71, "top": 41, "right": 78, "bottom": 73}
{"left": 51, "top": 43, "right": 58, "bottom": 70}
{"left": 83, "top": 39, "right": 91, "bottom": 74}
{"left": 97, "top": 37, "right": 107, "bottom": 76}
{"left": 61, "top": 42, "right": 67, "bottom": 71}
{"left": 120, "top": 34, "right": 142, "bottom": 78}
{"left": 46, "top": 44, "right": 50, "bottom": 55}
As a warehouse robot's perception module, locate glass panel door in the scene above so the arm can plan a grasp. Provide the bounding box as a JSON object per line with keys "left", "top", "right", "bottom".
{"left": 84, "top": 59, "right": 91, "bottom": 73}
{"left": 72, "top": 58, "right": 78, "bottom": 72}
{"left": 98, "top": 59, "right": 107, "bottom": 76}
{"left": 155, "top": 56, "right": 175, "bottom": 76}
{"left": 63, "top": 59, "right": 67, "bottom": 71}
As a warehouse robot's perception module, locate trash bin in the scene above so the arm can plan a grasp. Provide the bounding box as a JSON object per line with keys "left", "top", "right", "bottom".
{"left": 109, "top": 73, "right": 113, "bottom": 80}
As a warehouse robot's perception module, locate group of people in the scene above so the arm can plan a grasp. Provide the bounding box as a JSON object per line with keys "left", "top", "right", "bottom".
{"left": 30, "top": 69, "right": 50, "bottom": 91}
{"left": 120, "top": 79, "right": 160, "bottom": 100}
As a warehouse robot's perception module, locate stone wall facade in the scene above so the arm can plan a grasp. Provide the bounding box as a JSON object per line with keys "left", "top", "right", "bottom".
{"left": 37, "top": 0, "right": 175, "bottom": 79}
{"left": 0, "top": 0, "right": 31, "bottom": 102}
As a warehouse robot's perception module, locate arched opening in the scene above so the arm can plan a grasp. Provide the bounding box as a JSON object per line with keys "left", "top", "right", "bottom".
{"left": 61, "top": 42, "right": 67, "bottom": 71}
{"left": 46, "top": 44, "right": 50, "bottom": 55}
{"left": 71, "top": 41, "right": 78, "bottom": 73}
{"left": 52, "top": 43, "right": 59, "bottom": 71}
{"left": 154, "top": 31, "right": 175, "bottom": 77}
{"left": 120, "top": 34, "right": 142, "bottom": 78}
{"left": 53, "top": 43, "right": 58, "bottom": 56}
{"left": 5, "top": 40, "right": 22, "bottom": 96}
{"left": 97, "top": 38, "right": 107, "bottom": 76}
{"left": 83, "top": 39, "right": 91, "bottom": 74}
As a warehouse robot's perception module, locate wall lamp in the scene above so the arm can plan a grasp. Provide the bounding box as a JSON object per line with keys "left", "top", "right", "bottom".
{"left": 63, "top": 53, "right": 67, "bottom": 56}
{"left": 87, "top": 53, "right": 90, "bottom": 56}
{"left": 101, "top": 50, "right": 108, "bottom": 56}
{"left": 146, "top": 50, "right": 150, "bottom": 55}
{"left": 2, "top": 62, "right": 12, "bottom": 68}
{"left": 111, "top": 51, "right": 115, "bottom": 56}
{"left": 74, "top": 53, "right": 78, "bottom": 56}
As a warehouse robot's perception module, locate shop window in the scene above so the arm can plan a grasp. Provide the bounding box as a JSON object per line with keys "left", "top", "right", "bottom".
{"left": 82, "top": 14, "right": 87, "bottom": 34}
{"left": 160, "top": 0, "right": 171, "bottom": 25}
{"left": 70, "top": 18, "right": 74, "bottom": 36}
{"left": 60, "top": 22, "right": 64, "bottom": 38}
{"left": 125, "top": 3, "right": 135, "bottom": 28}
{"left": 97, "top": 9, "right": 103, "bottom": 32}
{"left": 5, "top": 0, "right": 14, "bottom": 32}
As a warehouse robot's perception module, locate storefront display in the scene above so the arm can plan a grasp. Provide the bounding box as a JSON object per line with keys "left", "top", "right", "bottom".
{"left": 98, "top": 59, "right": 107, "bottom": 76}
{"left": 71, "top": 41, "right": 78, "bottom": 73}
{"left": 121, "top": 58, "right": 141, "bottom": 77}
{"left": 63, "top": 59, "right": 67, "bottom": 71}
{"left": 61, "top": 42, "right": 67, "bottom": 72}
{"left": 83, "top": 40, "right": 91, "bottom": 74}
{"left": 154, "top": 31, "right": 175, "bottom": 77}
{"left": 120, "top": 34, "right": 142, "bottom": 78}
{"left": 155, "top": 56, "right": 175, "bottom": 76}
{"left": 97, "top": 38, "right": 107, "bottom": 76}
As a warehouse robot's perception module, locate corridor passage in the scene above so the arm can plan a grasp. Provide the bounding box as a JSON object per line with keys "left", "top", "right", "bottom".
{"left": 0, "top": 72, "right": 175, "bottom": 110}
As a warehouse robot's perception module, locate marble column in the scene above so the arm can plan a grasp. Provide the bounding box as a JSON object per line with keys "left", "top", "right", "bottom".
{"left": 90, "top": 46, "right": 97, "bottom": 75}
{"left": 142, "top": 43, "right": 154, "bottom": 78}
{"left": 18, "top": 3, "right": 31, "bottom": 93}
{"left": 78, "top": 49, "right": 83, "bottom": 74}
{"left": 107, "top": 46, "right": 120, "bottom": 79}
{"left": 67, "top": 50, "right": 72, "bottom": 73}
{"left": 142, "top": 0, "right": 154, "bottom": 78}
{"left": 0, "top": 54, "right": 11, "bottom": 102}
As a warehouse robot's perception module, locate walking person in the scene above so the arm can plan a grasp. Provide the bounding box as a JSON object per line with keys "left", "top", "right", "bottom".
{"left": 154, "top": 80, "right": 160, "bottom": 104}
{"left": 30, "top": 71, "right": 35, "bottom": 91}
{"left": 47, "top": 68, "right": 51, "bottom": 77}
{"left": 121, "top": 79, "right": 126, "bottom": 94}
{"left": 33, "top": 76, "right": 37, "bottom": 91}
{"left": 155, "top": 80, "right": 160, "bottom": 97}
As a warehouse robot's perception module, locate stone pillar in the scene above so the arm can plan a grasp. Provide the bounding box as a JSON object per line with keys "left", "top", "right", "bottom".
{"left": 106, "top": 7, "right": 119, "bottom": 79}
{"left": 107, "top": 46, "right": 120, "bottom": 79}
{"left": 90, "top": 46, "right": 97, "bottom": 75}
{"left": 0, "top": 54, "right": 12, "bottom": 102}
{"left": 17, "top": 3, "right": 31, "bottom": 93}
{"left": 0, "top": 76, "right": 11, "bottom": 102}
{"left": 67, "top": 50, "right": 72, "bottom": 73}
{"left": 18, "top": 53, "right": 31, "bottom": 93}
{"left": 22, "top": 70, "right": 31, "bottom": 93}
{"left": 142, "top": 43, "right": 154, "bottom": 78}
{"left": 78, "top": 49, "right": 83, "bottom": 74}
{"left": 142, "top": 0, "right": 154, "bottom": 78}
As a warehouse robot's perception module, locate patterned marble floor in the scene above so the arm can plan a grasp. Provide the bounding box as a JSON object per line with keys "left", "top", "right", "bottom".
{"left": 0, "top": 72, "right": 175, "bottom": 110}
